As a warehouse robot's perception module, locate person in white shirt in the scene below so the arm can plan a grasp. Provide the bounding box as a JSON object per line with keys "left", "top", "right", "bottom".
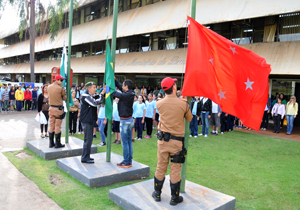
{"left": 210, "top": 101, "right": 222, "bottom": 135}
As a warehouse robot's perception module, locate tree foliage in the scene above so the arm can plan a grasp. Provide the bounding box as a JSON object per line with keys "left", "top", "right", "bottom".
{"left": 0, "top": 0, "right": 78, "bottom": 42}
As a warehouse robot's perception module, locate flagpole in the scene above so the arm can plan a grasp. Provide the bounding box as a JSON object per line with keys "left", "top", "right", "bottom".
{"left": 106, "top": 0, "right": 119, "bottom": 162}
{"left": 65, "top": 0, "right": 74, "bottom": 144}
{"left": 180, "top": 0, "right": 196, "bottom": 193}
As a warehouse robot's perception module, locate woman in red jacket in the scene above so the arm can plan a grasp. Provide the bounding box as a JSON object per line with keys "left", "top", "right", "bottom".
{"left": 24, "top": 86, "right": 32, "bottom": 111}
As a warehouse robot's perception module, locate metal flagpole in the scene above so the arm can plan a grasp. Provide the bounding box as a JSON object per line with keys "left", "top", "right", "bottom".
{"left": 106, "top": 0, "right": 119, "bottom": 162}
{"left": 65, "top": 0, "right": 74, "bottom": 144}
{"left": 180, "top": 0, "right": 196, "bottom": 193}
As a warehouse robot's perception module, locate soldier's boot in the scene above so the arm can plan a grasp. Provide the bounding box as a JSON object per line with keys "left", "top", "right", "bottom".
{"left": 152, "top": 176, "right": 165, "bottom": 202}
{"left": 49, "top": 132, "right": 55, "bottom": 148}
{"left": 170, "top": 180, "right": 183, "bottom": 206}
{"left": 55, "top": 133, "right": 65, "bottom": 148}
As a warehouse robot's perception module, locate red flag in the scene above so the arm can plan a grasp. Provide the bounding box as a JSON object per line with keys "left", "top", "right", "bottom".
{"left": 182, "top": 17, "right": 271, "bottom": 131}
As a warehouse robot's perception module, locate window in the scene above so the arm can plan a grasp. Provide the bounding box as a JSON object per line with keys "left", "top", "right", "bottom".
{"left": 73, "top": 11, "right": 80, "bottom": 26}
{"left": 278, "top": 13, "right": 300, "bottom": 42}
{"left": 272, "top": 80, "right": 294, "bottom": 100}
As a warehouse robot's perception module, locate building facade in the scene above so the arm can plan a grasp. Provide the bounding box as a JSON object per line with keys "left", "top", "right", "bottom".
{"left": 0, "top": 0, "right": 300, "bottom": 102}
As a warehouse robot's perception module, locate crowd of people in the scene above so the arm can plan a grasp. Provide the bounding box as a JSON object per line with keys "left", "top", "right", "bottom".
{"left": 1, "top": 82, "right": 298, "bottom": 139}
{"left": 186, "top": 93, "right": 298, "bottom": 136}
{"left": 0, "top": 83, "right": 42, "bottom": 112}
{"left": 68, "top": 83, "right": 298, "bottom": 146}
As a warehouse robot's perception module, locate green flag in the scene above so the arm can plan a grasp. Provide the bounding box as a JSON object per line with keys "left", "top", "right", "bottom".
{"left": 60, "top": 44, "right": 74, "bottom": 107}
{"left": 104, "top": 41, "right": 115, "bottom": 120}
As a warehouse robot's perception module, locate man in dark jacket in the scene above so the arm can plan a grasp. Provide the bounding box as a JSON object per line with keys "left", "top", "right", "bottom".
{"left": 198, "top": 97, "right": 212, "bottom": 137}
{"left": 80, "top": 82, "right": 105, "bottom": 164}
{"left": 112, "top": 78, "right": 135, "bottom": 168}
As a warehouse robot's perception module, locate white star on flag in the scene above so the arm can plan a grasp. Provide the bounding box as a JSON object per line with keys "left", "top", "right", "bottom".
{"left": 209, "top": 57, "right": 214, "bottom": 66}
{"left": 244, "top": 78, "right": 254, "bottom": 90}
{"left": 218, "top": 89, "right": 226, "bottom": 100}
{"left": 229, "top": 45, "right": 238, "bottom": 55}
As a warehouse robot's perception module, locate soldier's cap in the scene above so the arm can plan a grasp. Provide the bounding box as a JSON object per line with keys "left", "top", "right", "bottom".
{"left": 55, "top": 75, "right": 66, "bottom": 80}
{"left": 161, "top": 77, "right": 177, "bottom": 90}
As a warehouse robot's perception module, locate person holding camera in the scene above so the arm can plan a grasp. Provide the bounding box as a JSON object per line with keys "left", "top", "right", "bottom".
{"left": 48, "top": 75, "right": 67, "bottom": 148}
{"left": 152, "top": 77, "right": 192, "bottom": 206}
{"left": 80, "top": 82, "right": 105, "bottom": 164}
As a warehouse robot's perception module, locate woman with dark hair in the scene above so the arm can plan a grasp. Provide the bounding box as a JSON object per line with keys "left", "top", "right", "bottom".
{"left": 272, "top": 98, "right": 285, "bottom": 134}
{"left": 135, "top": 95, "right": 146, "bottom": 140}
{"left": 69, "top": 90, "right": 80, "bottom": 135}
{"left": 75, "top": 86, "right": 81, "bottom": 101}
{"left": 279, "top": 93, "right": 287, "bottom": 128}
{"left": 38, "top": 85, "right": 49, "bottom": 138}
{"left": 14, "top": 84, "right": 18, "bottom": 91}
{"left": 144, "top": 93, "right": 156, "bottom": 138}
{"left": 21, "top": 83, "right": 26, "bottom": 92}
{"left": 141, "top": 85, "right": 147, "bottom": 96}
{"left": 147, "top": 85, "right": 153, "bottom": 94}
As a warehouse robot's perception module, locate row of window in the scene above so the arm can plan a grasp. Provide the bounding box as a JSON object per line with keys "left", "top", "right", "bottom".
{"left": 212, "top": 13, "right": 300, "bottom": 44}
{"left": 3, "top": 0, "right": 163, "bottom": 46}
{"left": 1, "top": 13, "right": 300, "bottom": 66}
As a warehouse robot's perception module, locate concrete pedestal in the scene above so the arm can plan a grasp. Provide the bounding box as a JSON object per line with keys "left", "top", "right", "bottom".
{"left": 26, "top": 137, "right": 97, "bottom": 160}
{"left": 56, "top": 152, "right": 150, "bottom": 187}
{"left": 109, "top": 175, "right": 236, "bottom": 210}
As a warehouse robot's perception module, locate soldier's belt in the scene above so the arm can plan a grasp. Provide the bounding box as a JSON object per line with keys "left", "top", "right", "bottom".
{"left": 157, "top": 131, "right": 184, "bottom": 142}
{"left": 50, "top": 105, "right": 62, "bottom": 107}
{"left": 170, "top": 135, "right": 184, "bottom": 141}
{"left": 50, "top": 105, "right": 64, "bottom": 110}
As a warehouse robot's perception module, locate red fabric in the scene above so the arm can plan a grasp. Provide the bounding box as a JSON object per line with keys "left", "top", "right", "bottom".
{"left": 182, "top": 17, "right": 271, "bottom": 131}
{"left": 24, "top": 90, "right": 32, "bottom": 100}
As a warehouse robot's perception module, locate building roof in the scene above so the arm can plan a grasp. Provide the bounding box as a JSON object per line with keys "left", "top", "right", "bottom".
{"left": 1, "top": 0, "right": 300, "bottom": 59}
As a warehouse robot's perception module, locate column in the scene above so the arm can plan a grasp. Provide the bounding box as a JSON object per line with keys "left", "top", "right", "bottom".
{"left": 77, "top": 74, "right": 85, "bottom": 86}
{"left": 46, "top": 74, "right": 52, "bottom": 84}
{"left": 125, "top": 74, "right": 135, "bottom": 84}
{"left": 90, "top": 43, "right": 93, "bottom": 56}
{"left": 24, "top": 74, "right": 30, "bottom": 82}
{"left": 11, "top": 74, "right": 16, "bottom": 82}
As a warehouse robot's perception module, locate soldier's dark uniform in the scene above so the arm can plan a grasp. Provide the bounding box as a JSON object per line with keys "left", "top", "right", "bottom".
{"left": 152, "top": 77, "right": 193, "bottom": 206}
{"left": 48, "top": 75, "right": 66, "bottom": 148}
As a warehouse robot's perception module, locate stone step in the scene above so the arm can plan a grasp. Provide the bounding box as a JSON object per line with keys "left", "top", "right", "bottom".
{"left": 109, "top": 175, "right": 236, "bottom": 210}
{"left": 26, "top": 137, "right": 97, "bottom": 160}
{"left": 56, "top": 152, "right": 150, "bottom": 187}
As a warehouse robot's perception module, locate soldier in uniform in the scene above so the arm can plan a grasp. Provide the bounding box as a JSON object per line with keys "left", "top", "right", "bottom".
{"left": 152, "top": 77, "right": 193, "bottom": 206}
{"left": 48, "top": 75, "right": 67, "bottom": 148}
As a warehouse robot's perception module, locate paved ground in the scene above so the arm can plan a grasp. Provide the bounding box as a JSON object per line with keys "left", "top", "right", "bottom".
{"left": 235, "top": 124, "right": 300, "bottom": 142}
{"left": 0, "top": 111, "right": 65, "bottom": 210}
{"left": 0, "top": 111, "right": 66, "bottom": 152}
{"left": 0, "top": 153, "right": 62, "bottom": 210}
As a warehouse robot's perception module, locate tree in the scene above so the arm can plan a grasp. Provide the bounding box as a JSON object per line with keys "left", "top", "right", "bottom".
{"left": 0, "top": 0, "right": 77, "bottom": 82}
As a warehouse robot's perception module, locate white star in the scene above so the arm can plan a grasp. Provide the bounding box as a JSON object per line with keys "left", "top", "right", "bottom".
{"left": 229, "top": 45, "right": 238, "bottom": 55}
{"left": 218, "top": 89, "right": 226, "bottom": 100}
{"left": 244, "top": 78, "right": 254, "bottom": 90}
{"left": 209, "top": 57, "right": 214, "bottom": 66}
